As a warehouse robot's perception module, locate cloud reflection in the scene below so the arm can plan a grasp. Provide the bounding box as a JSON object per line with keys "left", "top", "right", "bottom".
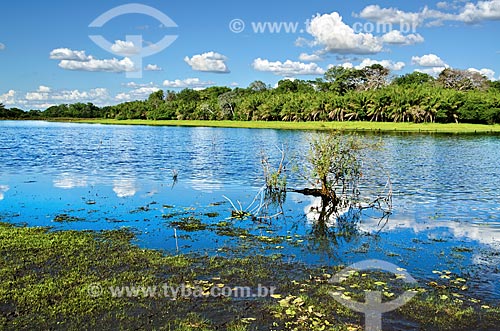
{"left": 113, "top": 178, "right": 137, "bottom": 198}
{"left": 0, "top": 185, "right": 9, "bottom": 200}
{"left": 53, "top": 173, "right": 88, "bottom": 189}
{"left": 303, "top": 195, "right": 500, "bottom": 246}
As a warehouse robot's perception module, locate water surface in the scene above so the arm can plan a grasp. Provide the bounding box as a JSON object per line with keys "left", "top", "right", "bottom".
{"left": 1, "top": 120, "right": 499, "bottom": 299}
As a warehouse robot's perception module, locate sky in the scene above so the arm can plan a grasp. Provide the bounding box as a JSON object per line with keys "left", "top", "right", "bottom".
{"left": 1, "top": 0, "right": 499, "bottom": 110}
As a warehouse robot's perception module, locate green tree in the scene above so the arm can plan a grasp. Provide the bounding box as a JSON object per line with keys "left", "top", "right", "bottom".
{"left": 437, "top": 68, "right": 489, "bottom": 91}
{"left": 248, "top": 80, "right": 268, "bottom": 92}
{"left": 147, "top": 90, "right": 165, "bottom": 110}
{"left": 392, "top": 72, "right": 434, "bottom": 86}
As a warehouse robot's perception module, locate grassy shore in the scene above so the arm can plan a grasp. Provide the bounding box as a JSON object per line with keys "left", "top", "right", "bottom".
{"left": 1, "top": 222, "right": 499, "bottom": 330}
{"left": 67, "top": 119, "right": 500, "bottom": 134}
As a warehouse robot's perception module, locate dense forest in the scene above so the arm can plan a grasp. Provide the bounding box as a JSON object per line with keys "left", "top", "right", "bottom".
{"left": 2, "top": 66, "right": 500, "bottom": 124}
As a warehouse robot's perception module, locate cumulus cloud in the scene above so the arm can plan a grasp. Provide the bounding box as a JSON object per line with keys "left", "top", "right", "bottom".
{"left": 298, "top": 53, "right": 322, "bottom": 62}
{"left": 0, "top": 90, "right": 16, "bottom": 105}
{"left": 49, "top": 48, "right": 92, "bottom": 61}
{"left": 381, "top": 30, "right": 424, "bottom": 45}
{"left": 123, "top": 82, "right": 156, "bottom": 88}
{"left": 58, "top": 57, "right": 137, "bottom": 73}
{"left": 467, "top": 67, "right": 496, "bottom": 80}
{"left": 25, "top": 86, "right": 52, "bottom": 101}
{"left": 0, "top": 43, "right": 5, "bottom": 51}
{"left": 162, "top": 78, "right": 215, "bottom": 89}
{"left": 411, "top": 54, "right": 448, "bottom": 67}
{"left": 115, "top": 86, "right": 161, "bottom": 101}
{"left": 38, "top": 85, "right": 51, "bottom": 92}
{"left": 358, "top": 1, "right": 500, "bottom": 28}
{"left": 110, "top": 40, "right": 140, "bottom": 55}
{"left": 458, "top": 0, "right": 500, "bottom": 23}
{"left": 144, "top": 64, "right": 162, "bottom": 71}
{"left": 184, "top": 52, "right": 229, "bottom": 73}
{"left": 356, "top": 58, "right": 406, "bottom": 71}
{"left": 305, "top": 12, "right": 383, "bottom": 54}
{"left": 358, "top": 5, "right": 424, "bottom": 26}
{"left": 415, "top": 67, "right": 448, "bottom": 76}
{"left": 252, "top": 58, "right": 325, "bottom": 76}
{"left": 17, "top": 87, "right": 110, "bottom": 109}
{"left": 50, "top": 47, "right": 138, "bottom": 73}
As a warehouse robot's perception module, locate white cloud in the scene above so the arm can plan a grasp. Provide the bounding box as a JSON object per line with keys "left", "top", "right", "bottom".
{"left": 411, "top": 54, "right": 448, "bottom": 67}
{"left": 467, "top": 67, "right": 496, "bottom": 80}
{"left": 359, "top": 1, "right": 500, "bottom": 28}
{"left": 458, "top": 0, "right": 500, "bottom": 23}
{"left": 184, "top": 52, "right": 229, "bottom": 73}
{"left": 358, "top": 5, "right": 423, "bottom": 26}
{"left": 356, "top": 58, "right": 406, "bottom": 71}
{"left": 18, "top": 87, "right": 110, "bottom": 109}
{"left": 144, "top": 64, "right": 162, "bottom": 71}
{"left": 38, "top": 85, "right": 51, "bottom": 92}
{"left": 110, "top": 40, "right": 139, "bottom": 55}
{"left": 381, "top": 30, "right": 424, "bottom": 45}
{"left": 0, "top": 90, "right": 16, "bottom": 105}
{"left": 162, "top": 78, "right": 215, "bottom": 89}
{"left": 49, "top": 48, "right": 92, "bottom": 61}
{"left": 415, "top": 67, "right": 448, "bottom": 76}
{"left": 305, "top": 12, "right": 383, "bottom": 54}
{"left": 252, "top": 58, "right": 325, "bottom": 76}
{"left": 298, "top": 53, "right": 322, "bottom": 62}
{"left": 58, "top": 57, "right": 137, "bottom": 73}
{"left": 123, "top": 82, "right": 156, "bottom": 88}
{"left": 326, "top": 63, "right": 354, "bottom": 70}
{"left": 115, "top": 86, "right": 160, "bottom": 101}
{"left": 50, "top": 47, "right": 138, "bottom": 73}
{"left": 25, "top": 86, "right": 52, "bottom": 101}
{"left": 0, "top": 43, "right": 5, "bottom": 51}
{"left": 437, "top": 2, "right": 450, "bottom": 10}
{"left": 54, "top": 88, "right": 108, "bottom": 101}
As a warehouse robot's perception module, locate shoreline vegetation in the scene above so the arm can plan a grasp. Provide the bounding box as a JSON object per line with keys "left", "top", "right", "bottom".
{"left": 1, "top": 222, "right": 499, "bottom": 330}
{"left": 68, "top": 118, "right": 500, "bottom": 133}
{"left": 2, "top": 67, "right": 500, "bottom": 131}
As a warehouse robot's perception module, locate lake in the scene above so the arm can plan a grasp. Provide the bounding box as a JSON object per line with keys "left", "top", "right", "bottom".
{"left": 1, "top": 120, "right": 499, "bottom": 300}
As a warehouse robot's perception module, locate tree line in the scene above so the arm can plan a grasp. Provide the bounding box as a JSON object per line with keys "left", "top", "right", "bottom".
{"left": 2, "top": 66, "right": 500, "bottom": 124}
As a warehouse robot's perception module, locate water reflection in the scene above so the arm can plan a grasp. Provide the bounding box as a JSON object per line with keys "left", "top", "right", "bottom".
{"left": 360, "top": 214, "right": 500, "bottom": 246}
{"left": 53, "top": 172, "right": 88, "bottom": 189}
{"left": 0, "top": 185, "right": 9, "bottom": 200}
{"left": 113, "top": 178, "right": 137, "bottom": 198}
{"left": 1, "top": 121, "right": 500, "bottom": 299}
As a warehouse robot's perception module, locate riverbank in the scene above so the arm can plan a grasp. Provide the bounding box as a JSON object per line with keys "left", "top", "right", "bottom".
{"left": 64, "top": 119, "right": 500, "bottom": 134}
{"left": 1, "top": 222, "right": 499, "bottom": 330}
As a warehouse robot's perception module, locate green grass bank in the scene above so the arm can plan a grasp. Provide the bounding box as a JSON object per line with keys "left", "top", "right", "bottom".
{"left": 1, "top": 222, "right": 499, "bottom": 330}
{"left": 66, "top": 119, "right": 500, "bottom": 134}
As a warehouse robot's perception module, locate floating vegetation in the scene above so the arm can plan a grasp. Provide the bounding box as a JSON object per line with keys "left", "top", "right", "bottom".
{"left": 170, "top": 216, "right": 207, "bottom": 231}
{"left": 204, "top": 212, "right": 219, "bottom": 218}
{"left": 0, "top": 222, "right": 499, "bottom": 330}
{"left": 53, "top": 214, "right": 85, "bottom": 222}
{"left": 452, "top": 246, "right": 474, "bottom": 253}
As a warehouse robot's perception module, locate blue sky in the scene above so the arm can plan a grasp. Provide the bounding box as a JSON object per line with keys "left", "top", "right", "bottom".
{"left": 1, "top": 0, "right": 499, "bottom": 110}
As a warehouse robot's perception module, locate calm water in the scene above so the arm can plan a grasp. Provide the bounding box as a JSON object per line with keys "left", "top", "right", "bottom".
{"left": 1, "top": 121, "right": 499, "bottom": 299}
